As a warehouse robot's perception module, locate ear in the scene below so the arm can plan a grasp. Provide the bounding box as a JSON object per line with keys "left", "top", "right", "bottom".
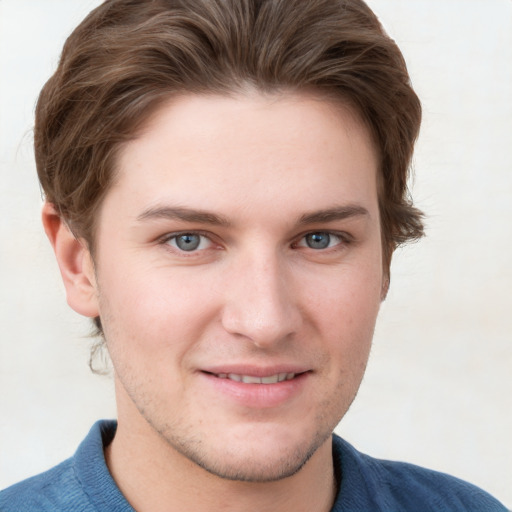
{"left": 42, "top": 202, "right": 99, "bottom": 318}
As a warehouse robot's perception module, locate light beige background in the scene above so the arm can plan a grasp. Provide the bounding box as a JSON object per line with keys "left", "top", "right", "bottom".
{"left": 1, "top": 0, "right": 511, "bottom": 506}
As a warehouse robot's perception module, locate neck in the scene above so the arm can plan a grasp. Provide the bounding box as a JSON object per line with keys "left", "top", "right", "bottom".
{"left": 105, "top": 416, "right": 336, "bottom": 512}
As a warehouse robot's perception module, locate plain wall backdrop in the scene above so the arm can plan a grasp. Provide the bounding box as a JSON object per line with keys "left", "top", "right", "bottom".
{"left": 1, "top": 0, "right": 511, "bottom": 506}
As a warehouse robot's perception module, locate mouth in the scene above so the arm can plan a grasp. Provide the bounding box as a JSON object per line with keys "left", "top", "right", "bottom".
{"left": 211, "top": 372, "right": 298, "bottom": 384}
{"left": 200, "top": 369, "right": 310, "bottom": 407}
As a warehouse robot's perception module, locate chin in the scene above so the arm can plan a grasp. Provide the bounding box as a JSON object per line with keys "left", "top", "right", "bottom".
{"left": 198, "top": 455, "right": 312, "bottom": 482}
{"left": 167, "top": 423, "right": 332, "bottom": 483}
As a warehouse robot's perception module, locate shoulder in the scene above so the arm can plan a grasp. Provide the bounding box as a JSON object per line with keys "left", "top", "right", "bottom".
{"left": 0, "top": 420, "right": 125, "bottom": 512}
{"left": 331, "top": 434, "right": 508, "bottom": 512}
{"left": 0, "top": 457, "right": 92, "bottom": 512}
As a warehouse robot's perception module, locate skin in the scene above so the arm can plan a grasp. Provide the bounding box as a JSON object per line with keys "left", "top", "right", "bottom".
{"left": 44, "top": 92, "right": 386, "bottom": 512}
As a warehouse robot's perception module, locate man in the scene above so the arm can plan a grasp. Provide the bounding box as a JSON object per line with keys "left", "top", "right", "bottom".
{"left": 0, "top": 0, "right": 507, "bottom": 511}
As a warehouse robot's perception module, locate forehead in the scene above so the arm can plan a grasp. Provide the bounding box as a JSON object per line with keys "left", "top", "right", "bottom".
{"left": 105, "top": 92, "right": 379, "bottom": 224}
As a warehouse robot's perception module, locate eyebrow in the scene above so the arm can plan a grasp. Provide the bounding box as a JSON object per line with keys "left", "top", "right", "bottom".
{"left": 136, "top": 204, "right": 369, "bottom": 228}
{"left": 298, "top": 205, "right": 370, "bottom": 225}
{"left": 136, "top": 206, "right": 232, "bottom": 227}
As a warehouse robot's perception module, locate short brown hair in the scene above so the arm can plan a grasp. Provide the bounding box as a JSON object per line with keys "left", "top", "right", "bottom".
{"left": 36, "top": 0, "right": 423, "bottom": 340}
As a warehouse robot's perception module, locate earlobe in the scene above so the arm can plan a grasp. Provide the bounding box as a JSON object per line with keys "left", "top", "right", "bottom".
{"left": 42, "top": 202, "right": 99, "bottom": 318}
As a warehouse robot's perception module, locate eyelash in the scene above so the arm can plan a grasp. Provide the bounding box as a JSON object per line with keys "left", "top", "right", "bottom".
{"left": 159, "top": 230, "right": 352, "bottom": 255}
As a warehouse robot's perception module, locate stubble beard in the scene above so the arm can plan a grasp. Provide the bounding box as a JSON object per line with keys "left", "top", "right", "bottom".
{"left": 131, "top": 382, "right": 355, "bottom": 484}
{"left": 141, "top": 366, "right": 365, "bottom": 483}
{"left": 154, "top": 420, "right": 333, "bottom": 483}
{"left": 111, "top": 350, "right": 365, "bottom": 484}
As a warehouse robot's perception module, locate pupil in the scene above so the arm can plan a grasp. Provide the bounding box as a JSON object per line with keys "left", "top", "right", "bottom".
{"left": 176, "top": 234, "right": 200, "bottom": 251}
{"left": 307, "top": 233, "right": 330, "bottom": 249}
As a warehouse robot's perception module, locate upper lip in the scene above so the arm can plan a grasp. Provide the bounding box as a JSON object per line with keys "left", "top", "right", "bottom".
{"left": 200, "top": 364, "right": 311, "bottom": 377}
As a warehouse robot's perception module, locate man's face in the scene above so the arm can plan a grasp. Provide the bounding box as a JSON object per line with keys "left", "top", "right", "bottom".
{"left": 89, "top": 92, "right": 384, "bottom": 481}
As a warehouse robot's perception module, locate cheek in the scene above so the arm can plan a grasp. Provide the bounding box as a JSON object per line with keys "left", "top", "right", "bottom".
{"left": 314, "top": 257, "right": 382, "bottom": 312}
{"left": 97, "top": 263, "right": 219, "bottom": 356}
{"left": 311, "top": 264, "right": 382, "bottom": 355}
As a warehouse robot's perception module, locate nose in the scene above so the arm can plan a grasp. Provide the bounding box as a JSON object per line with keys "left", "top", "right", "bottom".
{"left": 220, "top": 252, "right": 302, "bottom": 348}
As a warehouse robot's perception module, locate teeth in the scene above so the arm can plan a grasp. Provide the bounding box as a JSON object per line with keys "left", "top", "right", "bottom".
{"left": 242, "top": 375, "right": 263, "bottom": 384}
{"left": 218, "top": 373, "right": 296, "bottom": 384}
{"left": 261, "top": 375, "right": 279, "bottom": 384}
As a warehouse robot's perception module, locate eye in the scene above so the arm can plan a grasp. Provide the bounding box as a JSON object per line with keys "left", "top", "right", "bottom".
{"left": 296, "top": 232, "right": 343, "bottom": 250}
{"left": 166, "top": 233, "right": 212, "bottom": 252}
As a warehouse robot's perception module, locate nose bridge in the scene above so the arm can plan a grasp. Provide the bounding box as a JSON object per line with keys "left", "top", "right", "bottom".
{"left": 221, "top": 247, "right": 300, "bottom": 347}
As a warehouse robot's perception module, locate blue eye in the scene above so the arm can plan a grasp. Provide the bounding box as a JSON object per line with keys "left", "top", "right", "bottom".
{"left": 167, "top": 233, "right": 212, "bottom": 252}
{"left": 298, "top": 232, "right": 342, "bottom": 250}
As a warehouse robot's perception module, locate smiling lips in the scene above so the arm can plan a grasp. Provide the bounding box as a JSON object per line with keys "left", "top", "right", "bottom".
{"left": 202, "top": 369, "right": 309, "bottom": 408}
{"left": 214, "top": 372, "right": 297, "bottom": 384}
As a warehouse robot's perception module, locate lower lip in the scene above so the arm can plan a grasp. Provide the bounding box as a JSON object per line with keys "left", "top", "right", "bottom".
{"left": 199, "top": 372, "right": 309, "bottom": 409}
